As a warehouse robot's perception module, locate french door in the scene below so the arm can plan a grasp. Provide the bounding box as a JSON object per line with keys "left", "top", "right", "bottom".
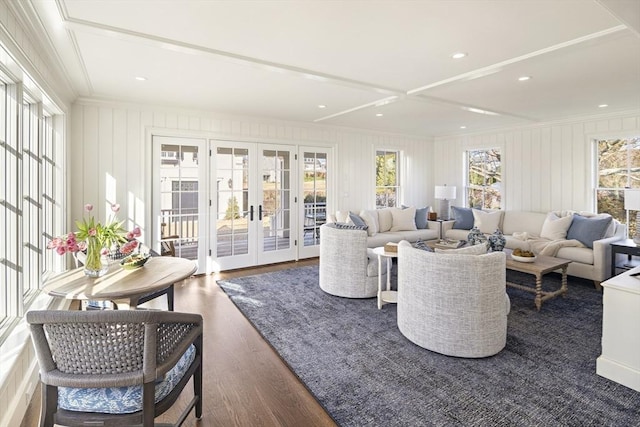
{"left": 298, "top": 147, "right": 330, "bottom": 259}
{"left": 152, "top": 136, "right": 208, "bottom": 274}
{"left": 212, "top": 141, "right": 297, "bottom": 270}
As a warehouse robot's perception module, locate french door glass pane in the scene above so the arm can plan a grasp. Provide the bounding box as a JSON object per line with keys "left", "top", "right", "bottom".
{"left": 303, "top": 152, "right": 327, "bottom": 246}
{"left": 159, "top": 143, "right": 199, "bottom": 260}
{"left": 216, "top": 147, "right": 249, "bottom": 257}
{"left": 262, "top": 149, "right": 290, "bottom": 252}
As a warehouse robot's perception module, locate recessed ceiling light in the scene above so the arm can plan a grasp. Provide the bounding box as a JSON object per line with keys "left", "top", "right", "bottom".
{"left": 376, "top": 113, "right": 384, "bottom": 117}
{"left": 135, "top": 76, "right": 147, "bottom": 81}
{"left": 518, "top": 76, "right": 531, "bottom": 81}
{"left": 598, "top": 104, "right": 608, "bottom": 108}
{"left": 460, "top": 126, "right": 467, "bottom": 129}
{"left": 451, "top": 52, "right": 467, "bottom": 59}
{"left": 318, "top": 104, "right": 326, "bottom": 109}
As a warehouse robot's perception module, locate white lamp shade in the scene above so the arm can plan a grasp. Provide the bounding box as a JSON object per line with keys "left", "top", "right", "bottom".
{"left": 624, "top": 189, "right": 640, "bottom": 210}
{"left": 434, "top": 185, "right": 457, "bottom": 200}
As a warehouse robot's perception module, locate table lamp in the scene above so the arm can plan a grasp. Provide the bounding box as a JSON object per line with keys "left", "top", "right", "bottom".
{"left": 434, "top": 185, "right": 456, "bottom": 220}
{"left": 624, "top": 188, "right": 640, "bottom": 244}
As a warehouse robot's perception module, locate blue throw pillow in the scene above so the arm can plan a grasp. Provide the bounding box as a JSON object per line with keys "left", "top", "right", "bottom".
{"left": 566, "top": 214, "right": 612, "bottom": 248}
{"left": 348, "top": 212, "right": 368, "bottom": 227}
{"left": 451, "top": 206, "right": 474, "bottom": 229}
{"left": 415, "top": 206, "right": 430, "bottom": 229}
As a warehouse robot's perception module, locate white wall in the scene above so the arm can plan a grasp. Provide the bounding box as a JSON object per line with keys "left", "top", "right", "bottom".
{"left": 69, "top": 100, "right": 434, "bottom": 236}
{"left": 434, "top": 112, "right": 640, "bottom": 213}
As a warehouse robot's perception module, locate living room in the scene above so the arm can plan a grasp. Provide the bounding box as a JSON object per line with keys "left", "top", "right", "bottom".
{"left": 1, "top": 1, "right": 640, "bottom": 426}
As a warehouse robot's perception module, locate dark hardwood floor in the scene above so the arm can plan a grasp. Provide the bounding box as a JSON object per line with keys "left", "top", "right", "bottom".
{"left": 21, "top": 258, "right": 337, "bottom": 427}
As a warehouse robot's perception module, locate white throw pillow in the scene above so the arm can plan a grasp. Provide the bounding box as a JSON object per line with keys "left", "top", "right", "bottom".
{"left": 359, "top": 210, "right": 379, "bottom": 237}
{"left": 335, "top": 210, "right": 350, "bottom": 223}
{"left": 540, "top": 212, "right": 573, "bottom": 240}
{"left": 472, "top": 210, "right": 503, "bottom": 234}
{"left": 377, "top": 208, "right": 393, "bottom": 232}
{"left": 390, "top": 207, "right": 417, "bottom": 232}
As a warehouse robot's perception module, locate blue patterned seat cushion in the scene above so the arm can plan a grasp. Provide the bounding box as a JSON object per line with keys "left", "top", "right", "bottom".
{"left": 59, "top": 344, "right": 196, "bottom": 414}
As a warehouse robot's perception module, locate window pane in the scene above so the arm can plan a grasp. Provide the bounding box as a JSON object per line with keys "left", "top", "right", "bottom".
{"left": 376, "top": 150, "right": 399, "bottom": 208}
{"left": 467, "top": 148, "right": 501, "bottom": 209}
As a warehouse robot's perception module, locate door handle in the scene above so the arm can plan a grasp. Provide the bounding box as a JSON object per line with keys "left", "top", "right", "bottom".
{"left": 259, "top": 205, "right": 263, "bottom": 221}
{"left": 249, "top": 205, "right": 254, "bottom": 221}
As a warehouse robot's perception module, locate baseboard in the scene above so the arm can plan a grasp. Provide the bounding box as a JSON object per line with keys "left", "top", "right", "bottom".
{"left": 596, "top": 356, "right": 640, "bottom": 392}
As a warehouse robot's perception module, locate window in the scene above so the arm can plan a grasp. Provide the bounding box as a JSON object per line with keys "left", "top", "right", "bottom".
{"left": 596, "top": 137, "right": 640, "bottom": 237}
{"left": 466, "top": 148, "right": 501, "bottom": 209}
{"left": 0, "top": 75, "right": 63, "bottom": 340}
{"left": 376, "top": 150, "right": 399, "bottom": 208}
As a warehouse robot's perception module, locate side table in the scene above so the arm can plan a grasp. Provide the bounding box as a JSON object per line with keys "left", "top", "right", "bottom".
{"left": 373, "top": 246, "right": 398, "bottom": 309}
{"left": 610, "top": 239, "right": 640, "bottom": 277}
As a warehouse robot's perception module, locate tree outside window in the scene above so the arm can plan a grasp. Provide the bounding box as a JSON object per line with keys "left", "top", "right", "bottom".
{"left": 596, "top": 137, "right": 640, "bottom": 237}
{"left": 376, "top": 150, "right": 399, "bottom": 208}
{"left": 467, "top": 148, "right": 501, "bottom": 209}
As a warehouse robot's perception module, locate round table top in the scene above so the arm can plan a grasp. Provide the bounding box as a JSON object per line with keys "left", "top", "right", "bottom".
{"left": 43, "top": 256, "right": 197, "bottom": 303}
{"left": 373, "top": 246, "right": 398, "bottom": 258}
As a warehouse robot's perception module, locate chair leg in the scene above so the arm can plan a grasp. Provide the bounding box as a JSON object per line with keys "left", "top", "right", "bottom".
{"left": 40, "top": 383, "right": 57, "bottom": 427}
{"left": 142, "top": 382, "right": 155, "bottom": 427}
{"left": 195, "top": 337, "right": 203, "bottom": 419}
{"left": 167, "top": 285, "right": 175, "bottom": 311}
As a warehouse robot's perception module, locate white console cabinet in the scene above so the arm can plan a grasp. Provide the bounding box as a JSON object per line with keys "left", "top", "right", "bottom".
{"left": 596, "top": 266, "right": 640, "bottom": 392}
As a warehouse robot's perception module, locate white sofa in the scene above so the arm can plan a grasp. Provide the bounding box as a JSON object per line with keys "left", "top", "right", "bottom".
{"left": 442, "top": 209, "right": 626, "bottom": 286}
{"left": 327, "top": 207, "right": 439, "bottom": 247}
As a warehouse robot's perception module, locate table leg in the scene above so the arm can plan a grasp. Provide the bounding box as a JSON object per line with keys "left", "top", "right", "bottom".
{"left": 535, "top": 274, "right": 542, "bottom": 311}
{"left": 561, "top": 266, "right": 568, "bottom": 296}
{"left": 386, "top": 257, "right": 391, "bottom": 292}
{"left": 611, "top": 246, "right": 616, "bottom": 277}
{"left": 377, "top": 255, "right": 383, "bottom": 310}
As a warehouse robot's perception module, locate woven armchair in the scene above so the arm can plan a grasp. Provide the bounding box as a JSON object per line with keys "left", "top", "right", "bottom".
{"left": 27, "top": 310, "right": 203, "bottom": 427}
{"left": 397, "top": 241, "right": 510, "bottom": 358}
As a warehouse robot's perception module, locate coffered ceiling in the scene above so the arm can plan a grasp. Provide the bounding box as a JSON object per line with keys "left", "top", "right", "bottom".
{"left": 24, "top": 0, "right": 640, "bottom": 137}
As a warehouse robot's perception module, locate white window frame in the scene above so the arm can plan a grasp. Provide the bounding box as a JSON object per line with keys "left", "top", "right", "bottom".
{"left": 375, "top": 149, "right": 400, "bottom": 208}
{"left": 465, "top": 148, "right": 502, "bottom": 209}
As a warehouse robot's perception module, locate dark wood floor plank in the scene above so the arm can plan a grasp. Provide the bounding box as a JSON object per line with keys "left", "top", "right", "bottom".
{"left": 21, "top": 259, "right": 336, "bottom": 427}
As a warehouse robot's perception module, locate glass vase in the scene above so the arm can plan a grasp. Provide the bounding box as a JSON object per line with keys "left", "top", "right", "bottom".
{"left": 84, "top": 237, "right": 109, "bottom": 277}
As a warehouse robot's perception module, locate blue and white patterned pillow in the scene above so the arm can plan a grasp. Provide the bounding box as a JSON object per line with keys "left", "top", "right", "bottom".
{"left": 58, "top": 344, "right": 196, "bottom": 414}
{"left": 334, "top": 222, "right": 368, "bottom": 230}
{"left": 414, "top": 239, "right": 434, "bottom": 252}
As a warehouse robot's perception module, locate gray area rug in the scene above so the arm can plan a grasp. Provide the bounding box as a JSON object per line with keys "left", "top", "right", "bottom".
{"left": 217, "top": 266, "right": 640, "bottom": 426}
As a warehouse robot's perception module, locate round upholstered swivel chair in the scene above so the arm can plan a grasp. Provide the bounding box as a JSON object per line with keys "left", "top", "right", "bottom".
{"left": 319, "top": 223, "right": 384, "bottom": 298}
{"left": 397, "top": 241, "right": 510, "bottom": 358}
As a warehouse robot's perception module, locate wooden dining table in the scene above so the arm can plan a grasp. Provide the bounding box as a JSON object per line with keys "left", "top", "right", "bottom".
{"left": 43, "top": 256, "right": 197, "bottom": 309}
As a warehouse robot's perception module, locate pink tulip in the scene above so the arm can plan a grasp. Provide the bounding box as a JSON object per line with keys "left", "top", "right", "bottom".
{"left": 111, "top": 203, "right": 120, "bottom": 213}
{"left": 78, "top": 242, "right": 87, "bottom": 251}
{"left": 88, "top": 228, "right": 97, "bottom": 236}
{"left": 132, "top": 226, "right": 141, "bottom": 237}
{"left": 84, "top": 204, "right": 93, "bottom": 212}
{"left": 126, "top": 231, "right": 134, "bottom": 240}
{"left": 56, "top": 246, "right": 66, "bottom": 255}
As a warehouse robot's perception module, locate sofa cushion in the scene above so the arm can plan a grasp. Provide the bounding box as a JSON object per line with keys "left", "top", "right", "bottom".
{"left": 451, "top": 206, "right": 474, "bottom": 229}
{"left": 501, "top": 211, "right": 547, "bottom": 236}
{"left": 391, "top": 207, "right": 417, "bottom": 231}
{"left": 335, "top": 210, "right": 350, "bottom": 223}
{"left": 473, "top": 210, "right": 503, "bottom": 234}
{"left": 359, "top": 210, "right": 379, "bottom": 237}
{"left": 540, "top": 212, "right": 574, "bottom": 240}
{"left": 556, "top": 246, "right": 594, "bottom": 265}
{"left": 378, "top": 208, "right": 393, "bottom": 232}
{"left": 566, "top": 214, "right": 612, "bottom": 249}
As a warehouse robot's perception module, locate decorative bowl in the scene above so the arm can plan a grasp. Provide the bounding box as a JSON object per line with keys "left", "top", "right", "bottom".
{"left": 511, "top": 254, "right": 537, "bottom": 263}
{"left": 120, "top": 253, "right": 151, "bottom": 269}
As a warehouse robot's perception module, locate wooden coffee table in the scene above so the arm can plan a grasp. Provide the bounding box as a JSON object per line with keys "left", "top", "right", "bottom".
{"left": 505, "top": 251, "right": 571, "bottom": 311}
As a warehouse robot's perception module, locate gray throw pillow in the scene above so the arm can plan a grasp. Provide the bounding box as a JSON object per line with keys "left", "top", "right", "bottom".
{"left": 451, "top": 206, "right": 474, "bottom": 229}
{"left": 566, "top": 214, "right": 612, "bottom": 248}
{"left": 348, "top": 212, "right": 367, "bottom": 227}
{"left": 415, "top": 206, "right": 430, "bottom": 229}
